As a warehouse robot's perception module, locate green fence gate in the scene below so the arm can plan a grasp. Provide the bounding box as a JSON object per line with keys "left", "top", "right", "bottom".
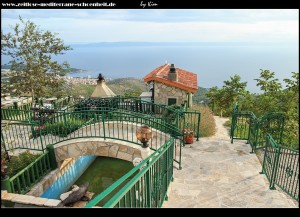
{"left": 231, "top": 103, "right": 298, "bottom": 202}
{"left": 261, "top": 134, "right": 299, "bottom": 202}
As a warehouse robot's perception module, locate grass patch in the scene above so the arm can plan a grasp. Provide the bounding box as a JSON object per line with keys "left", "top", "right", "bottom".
{"left": 74, "top": 157, "right": 135, "bottom": 207}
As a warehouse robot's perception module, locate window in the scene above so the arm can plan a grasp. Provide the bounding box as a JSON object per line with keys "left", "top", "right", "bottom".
{"left": 168, "top": 98, "right": 177, "bottom": 106}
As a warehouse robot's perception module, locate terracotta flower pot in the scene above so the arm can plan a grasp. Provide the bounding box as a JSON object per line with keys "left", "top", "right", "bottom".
{"left": 184, "top": 133, "right": 194, "bottom": 144}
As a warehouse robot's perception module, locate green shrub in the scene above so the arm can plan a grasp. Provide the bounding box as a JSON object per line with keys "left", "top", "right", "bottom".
{"left": 31, "top": 125, "right": 49, "bottom": 138}
{"left": 6, "top": 151, "right": 42, "bottom": 177}
{"left": 46, "top": 118, "right": 85, "bottom": 137}
{"left": 31, "top": 118, "right": 85, "bottom": 138}
{"left": 189, "top": 104, "right": 216, "bottom": 137}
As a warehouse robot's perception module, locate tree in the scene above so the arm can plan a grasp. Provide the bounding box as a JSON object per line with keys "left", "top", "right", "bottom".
{"left": 281, "top": 72, "right": 299, "bottom": 146}
{"left": 206, "top": 86, "right": 219, "bottom": 112}
{"left": 254, "top": 69, "right": 282, "bottom": 115}
{"left": 221, "top": 75, "right": 247, "bottom": 114}
{"left": 255, "top": 69, "right": 282, "bottom": 94}
{"left": 1, "top": 17, "right": 72, "bottom": 103}
{"left": 206, "top": 75, "right": 247, "bottom": 117}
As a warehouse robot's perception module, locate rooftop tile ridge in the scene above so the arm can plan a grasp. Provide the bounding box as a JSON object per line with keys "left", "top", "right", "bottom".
{"left": 155, "top": 64, "right": 169, "bottom": 77}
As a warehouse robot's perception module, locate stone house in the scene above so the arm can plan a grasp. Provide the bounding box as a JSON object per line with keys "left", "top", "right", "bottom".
{"left": 143, "top": 64, "right": 198, "bottom": 108}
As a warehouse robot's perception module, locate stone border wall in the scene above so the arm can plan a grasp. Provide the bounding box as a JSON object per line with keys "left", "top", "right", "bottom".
{"left": 54, "top": 138, "right": 144, "bottom": 166}
{"left": 26, "top": 157, "right": 77, "bottom": 197}
{"left": 2, "top": 190, "right": 61, "bottom": 207}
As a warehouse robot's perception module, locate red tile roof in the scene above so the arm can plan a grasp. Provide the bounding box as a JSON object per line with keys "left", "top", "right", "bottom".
{"left": 144, "top": 64, "right": 198, "bottom": 93}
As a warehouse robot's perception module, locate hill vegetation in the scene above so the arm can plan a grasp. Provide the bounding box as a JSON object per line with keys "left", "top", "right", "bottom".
{"left": 205, "top": 70, "right": 299, "bottom": 149}
{"left": 69, "top": 77, "right": 209, "bottom": 101}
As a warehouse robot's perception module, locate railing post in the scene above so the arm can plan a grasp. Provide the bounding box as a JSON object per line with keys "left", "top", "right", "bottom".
{"left": 46, "top": 144, "right": 58, "bottom": 170}
{"left": 176, "top": 112, "right": 179, "bottom": 129}
{"left": 247, "top": 115, "right": 252, "bottom": 144}
{"left": 63, "top": 110, "right": 67, "bottom": 123}
{"left": 1, "top": 176, "right": 12, "bottom": 193}
{"left": 269, "top": 146, "right": 280, "bottom": 190}
{"left": 102, "top": 112, "right": 106, "bottom": 139}
{"left": 145, "top": 170, "right": 152, "bottom": 208}
{"left": 230, "top": 116, "right": 234, "bottom": 143}
{"left": 179, "top": 139, "right": 183, "bottom": 170}
{"left": 252, "top": 122, "right": 259, "bottom": 153}
{"left": 13, "top": 102, "right": 20, "bottom": 117}
{"left": 196, "top": 112, "right": 200, "bottom": 141}
{"left": 1, "top": 131, "right": 7, "bottom": 152}
{"left": 260, "top": 136, "right": 269, "bottom": 175}
{"left": 39, "top": 120, "right": 44, "bottom": 151}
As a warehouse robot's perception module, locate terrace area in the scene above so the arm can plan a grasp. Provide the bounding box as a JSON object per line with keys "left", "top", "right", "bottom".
{"left": 163, "top": 116, "right": 298, "bottom": 208}
{"left": 1, "top": 98, "right": 299, "bottom": 208}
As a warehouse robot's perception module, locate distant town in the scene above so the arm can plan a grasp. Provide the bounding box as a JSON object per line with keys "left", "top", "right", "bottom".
{"left": 1, "top": 66, "right": 105, "bottom": 85}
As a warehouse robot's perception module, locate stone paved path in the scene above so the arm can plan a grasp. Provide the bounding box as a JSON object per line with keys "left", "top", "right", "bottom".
{"left": 163, "top": 116, "right": 298, "bottom": 208}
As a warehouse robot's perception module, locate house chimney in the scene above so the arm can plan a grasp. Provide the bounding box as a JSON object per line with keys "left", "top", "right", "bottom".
{"left": 168, "top": 63, "right": 177, "bottom": 82}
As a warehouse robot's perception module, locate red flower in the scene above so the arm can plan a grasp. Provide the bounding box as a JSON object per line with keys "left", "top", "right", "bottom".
{"left": 182, "top": 128, "right": 194, "bottom": 135}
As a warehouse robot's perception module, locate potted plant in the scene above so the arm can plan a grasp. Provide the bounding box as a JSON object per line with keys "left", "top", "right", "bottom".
{"left": 182, "top": 128, "right": 194, "bottom": 144}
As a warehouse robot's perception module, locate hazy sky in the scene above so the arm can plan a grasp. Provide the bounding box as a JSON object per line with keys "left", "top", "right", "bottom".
{"left": 1, "top": 9, "right": 299, "bottom": 92}
{"left": 2, "top": 9, "right": 299, "bottom": 44}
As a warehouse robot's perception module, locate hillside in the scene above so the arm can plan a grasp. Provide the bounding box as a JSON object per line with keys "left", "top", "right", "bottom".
{"left": 193, "top": 87, "right": 210, "bottom": 104}
{"left": 71, "top": 77, "right": 210, "bottom": 102}
{"left": 70, "top": 77, "right": 148, "bottom": 98}
{"left": 107, "top": 77, "right": 148, "bottom": 96}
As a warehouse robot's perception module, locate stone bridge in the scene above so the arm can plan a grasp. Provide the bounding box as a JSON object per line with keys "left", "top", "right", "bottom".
{"left": 54, "top": 138, "right": 148, "bottom": 167}
{"left": 2, "top": 120, "right": 181, "bottom": 167}
{"left": 49, "top": 121, "right": 179, "bottom": 166}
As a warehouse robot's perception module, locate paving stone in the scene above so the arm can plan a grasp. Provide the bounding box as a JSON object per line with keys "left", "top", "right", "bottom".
{"left": 43, "top": 199, "right": 61, "bottom": 207}
{"left": 163, "top": 116, "right": 298, "bottom": 208}
{"left": 1, "top": 193, "right": 17, "bottom": 200}
{"left": 30, "top": 197, "right": 48, "bottom": 206}
{"left": 12, "top": 195, "right": 35, "bottom": 204}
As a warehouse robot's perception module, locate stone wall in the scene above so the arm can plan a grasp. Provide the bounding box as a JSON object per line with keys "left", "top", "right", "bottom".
{"left": 54, "top": 138, "right": 143, "bottom": 166}
{"left": 154, "top": 81, "right": 188, "bottom": 105}
{"left": 26, "top": 157, "right": 78, "bottom": 197}
{"left": 2, "top": 190, "right": 61, "bottom": 207}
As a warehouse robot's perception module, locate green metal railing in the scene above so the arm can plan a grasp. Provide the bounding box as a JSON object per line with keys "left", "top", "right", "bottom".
{"left": 261, "top": 134, "right": 280, "bottom": 189}
{"left": 178, "top": 111, "right": 201, "bottom": 141}
{"left": 1, "top": 96, "right": 200, "bottom": 170}
{"left": 1, "top": 110, "right": 183, "bottom": 168}
{"left": 1, "top": 97, "right": 201, "bottom": 206}
{"left": 261, "top": 134, "right": 299, "bottom": 201}
{"left": 230, "top": 105, "right": 284, "bottom": 151}
{"left": 1, "top": 121, "right": 45, "bottom": 152}
{"left": 1, "top": 106, "right": 33, "bottom": 121}
{"left": 2, "top": 97, "right": 201, "bottom": 139}
{"left": 65, "top": 96, "right": 186, "bottom": 126}
{"left": 6, "top": 151, "right": 51, "bottom": 194}
{"left": 231, "top": 104, "right": 299, "bottom": 202}
{"left": 53, "top": 96, "right": 74, "bottom": 109}
{"left": 85, "top": 137, "right": 174, "bottom": 208}
{"left": 230, "top": 111, "right": 252, "bottom": 143}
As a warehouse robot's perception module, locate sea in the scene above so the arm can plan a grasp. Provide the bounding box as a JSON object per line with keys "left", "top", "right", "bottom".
{"left": 3, "top": 43, "right": 298, "bottom": 93}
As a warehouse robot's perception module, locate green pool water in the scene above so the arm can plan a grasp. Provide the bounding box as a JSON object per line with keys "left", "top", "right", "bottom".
{"left": 73, "top": 156, "right": 135, "bottom": 206}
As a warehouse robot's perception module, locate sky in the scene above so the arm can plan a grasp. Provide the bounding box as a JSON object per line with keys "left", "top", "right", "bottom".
{"left": 1, "top": 9, "right": 299, "bottom": 44}
{"left": 1, "top": 9, "right": 299, "bottom": 92}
